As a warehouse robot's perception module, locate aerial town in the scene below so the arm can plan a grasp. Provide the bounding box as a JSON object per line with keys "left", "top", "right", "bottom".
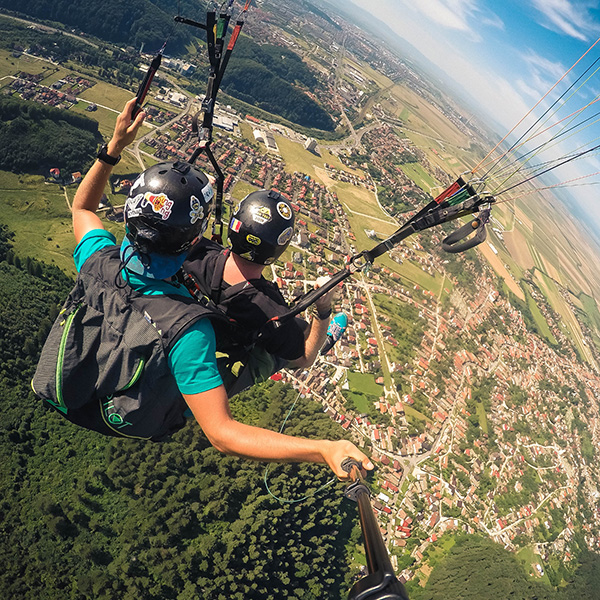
{"left": 5, "top": 2, "right": 600, "bottom": 588}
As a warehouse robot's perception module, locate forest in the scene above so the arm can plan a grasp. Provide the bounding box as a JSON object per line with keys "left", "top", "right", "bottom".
{"left": 215, "top": 37, "right": 336, "bottom": 131}
{"left": 0, "top": 225, "right": 364, "bottom": 600}
{"left": 407, "top": 536, "right": 600, "bottom": 600}
{"left": 0, "top": 97, "right": 101, "bottom": 173}
{"left": 0, "top": 0, "right": 199, "bottom": 53}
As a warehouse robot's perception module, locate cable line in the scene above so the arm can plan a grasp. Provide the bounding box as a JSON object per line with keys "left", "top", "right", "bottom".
{"left": 472, "top": 36, "right": 600, "bottom": 175}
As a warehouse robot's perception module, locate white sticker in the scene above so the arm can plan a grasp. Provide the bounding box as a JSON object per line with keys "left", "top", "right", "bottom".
{"left": 277, "top": 201, "right": 292, "bottom": 220}
{"left": 202, "top": 182, "right": 214, "bottom": 202}
{"left": 130, "top": 172, "right": 145, "bottom": 193}
{"left": 251, "top": 205, "right": 272, "bottom": 225}
{"left": 189, "top": 195, "right": 205, "bottom": 224}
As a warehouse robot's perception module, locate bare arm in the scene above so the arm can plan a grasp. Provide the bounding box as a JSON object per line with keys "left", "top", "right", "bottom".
{"left": 183, "top": 384, "right": 373, "bottom": 479}
{"left": 72, "top": 98, "right": 146, "bottom": 244}
{"left": 287, "top": 314, "right": 329, "bottom": 369}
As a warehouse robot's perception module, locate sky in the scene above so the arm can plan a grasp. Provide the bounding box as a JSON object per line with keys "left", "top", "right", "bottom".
{"left": 347, "top": 0, "right": 600, "bottom": 231}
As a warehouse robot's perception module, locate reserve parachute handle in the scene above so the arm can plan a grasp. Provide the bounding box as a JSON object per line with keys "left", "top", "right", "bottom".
{"left": 342, "top": 458, "right": 410, "bottom": 600}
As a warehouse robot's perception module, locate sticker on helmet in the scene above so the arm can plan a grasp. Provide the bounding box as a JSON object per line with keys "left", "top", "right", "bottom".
{"left": 233, "top": 203, "right": 240, "bottom": 215}
{"left": 246, "top": 234, "right": 262, "bottom": 246}
{"left": 125, "top": 191, "right": 173, "bottom": 221}
{"left": 143, "top": 192, "right": 173, "bottom": 220}
{"left": 125, "top": 193, "right": 144, "bottom": 219}
{"left": 202, "top": 182, "right": 214, "bottom": 202}
{"left": 277, "top": 201, "right": 292, "bottom": 220}
{"left": 277, "top": 226, "right": 293, "bottom": 246}
{"left": 251, "top": 205, "right": 272, "bottom": 225}
{"left": 130, "top": 172, "right": 145, "bottom": 193}
{"left": 189, "top": 196, "right": 205, "bottom": 224}
{"left": 240, "top": 251, "right": 254, "bottom": 261}
{"left": 230, "top": 217, "right": 242, "bottom": 233}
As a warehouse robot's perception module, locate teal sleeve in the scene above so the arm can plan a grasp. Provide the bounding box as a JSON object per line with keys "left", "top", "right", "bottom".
{"left": 73, "top": 229, "right": 117, "bottom": 272}
{"left": 168, "top": 319, "right": 223, "bottom": 395}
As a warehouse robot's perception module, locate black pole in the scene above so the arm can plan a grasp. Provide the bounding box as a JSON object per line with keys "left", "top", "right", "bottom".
{"left": 342, "top": 459, "right": 409, "bottom": 600}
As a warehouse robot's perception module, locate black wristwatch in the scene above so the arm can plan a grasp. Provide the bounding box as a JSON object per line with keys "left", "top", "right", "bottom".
{"left": 315, "top": 307, "right": 332, "bottom": 321}
{"left": 97, "top": 143, "right": 121, "bottom": 166}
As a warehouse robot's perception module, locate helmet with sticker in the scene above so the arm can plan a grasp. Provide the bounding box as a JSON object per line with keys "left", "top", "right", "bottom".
{"left": 121, "top": 161, "right": 214, "bottom": 279}
{"left": 227, "top": 189, "right": 295, "bottom": 265}
{"left": 124, "top": 161, "right": 214, "bottom": 256}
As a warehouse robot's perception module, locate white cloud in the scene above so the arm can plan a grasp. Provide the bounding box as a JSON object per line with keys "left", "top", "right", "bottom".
{"left": 415, "top": 0, "right": 473, "bottom": 31}
{"left": 515, "top": 77, "right": 544, "bottom": 103}
{"left": 518, "top": 50, "right": 567, "bottom": 101}
{"left": 530, "top": 0, "right": 600, "bottom": 41}
{"left": 408, "top": 0, "right": 504, "bottom": 40}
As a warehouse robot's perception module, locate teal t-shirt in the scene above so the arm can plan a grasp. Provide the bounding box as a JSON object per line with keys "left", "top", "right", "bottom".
{"left": 73, "top": 229, "right": 223, "bottom": 395}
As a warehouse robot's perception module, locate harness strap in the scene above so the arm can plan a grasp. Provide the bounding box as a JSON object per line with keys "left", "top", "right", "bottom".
{"left": 442, "top": 208, "right": 490, "bottom": 253}
{"left": 209, "top": 249, "right": 230, "bottom": 304}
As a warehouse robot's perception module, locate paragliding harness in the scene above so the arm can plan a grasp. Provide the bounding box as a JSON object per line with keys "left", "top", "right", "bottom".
{"left": 32, "top": 247, "right": 226, "bottom": 441}
{"left": 178, "top": 239, "right": 308, "bottom": 395}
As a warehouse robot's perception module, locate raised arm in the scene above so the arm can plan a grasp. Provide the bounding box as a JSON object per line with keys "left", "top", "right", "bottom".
{"left": 72, "top": 98, "right": 146, "bottom": 244}
{"left": 183, "top": 384, "right": 373, "bottom": 479}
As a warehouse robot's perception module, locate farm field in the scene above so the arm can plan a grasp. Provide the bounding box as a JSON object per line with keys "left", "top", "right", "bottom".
{"left": 275, "top": 134, "right": 352, "bottom": 183}
{"left": 400, "top": 162, "right": 440, "bottom": 193}
{"left": 231, "top": 180, "right": 260, "bottom": 201}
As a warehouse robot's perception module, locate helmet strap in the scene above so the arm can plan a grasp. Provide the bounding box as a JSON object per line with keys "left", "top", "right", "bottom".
{"left": 115, "top": 241, "right": 138, "bottom": 289}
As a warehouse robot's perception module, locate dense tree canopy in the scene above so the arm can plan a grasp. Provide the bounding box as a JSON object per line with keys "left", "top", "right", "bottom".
{"left": 410, "top": 536, "right": 556, "bottom": 600}
{"left": 0, "top": 224, "right": 360, "bottom": 599}
{"left": 0, "top": 97, "right": 102, "bottom": 174}
{"left": 219, "top": 37, "right": 336, "bottom": 131}
{"left": 0, "top": 0, "right": 198, "bottom": 52}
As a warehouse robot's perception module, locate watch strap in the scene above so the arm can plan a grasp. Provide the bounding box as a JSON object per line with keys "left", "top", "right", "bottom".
{"left": 97, "top": 144, "right": 121, "bottom": 166}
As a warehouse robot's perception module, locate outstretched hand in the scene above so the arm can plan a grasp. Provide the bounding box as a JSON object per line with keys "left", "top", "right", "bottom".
{"left": 108, "top": 97, "right": 146, "bottom": 156}
{"left": 322, "top": 440, "right": 374, "bottom": 480}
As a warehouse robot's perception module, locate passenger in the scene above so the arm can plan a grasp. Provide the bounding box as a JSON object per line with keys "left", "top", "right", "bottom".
{"left": 182, "top": 189, "right": 336, "bottom": 395}
{"left": 33, "top": 98, "right": 372, "bottom": 479}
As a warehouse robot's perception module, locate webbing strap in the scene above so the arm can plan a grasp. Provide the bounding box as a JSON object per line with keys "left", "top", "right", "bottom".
{"left": 206, "top": 12, "right": 217, "bottom": 70}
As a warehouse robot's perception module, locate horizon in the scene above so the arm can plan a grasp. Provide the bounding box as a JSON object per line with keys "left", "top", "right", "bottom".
{"left": 346, "top": 0, "right": 600, "bottom": 236}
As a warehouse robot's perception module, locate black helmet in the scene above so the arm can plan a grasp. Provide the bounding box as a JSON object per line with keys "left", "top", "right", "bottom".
{"left": 228, "top": 189, "right": 295, "bottom": 265}
{"left": 124, "top": 161, "right": 214, "bottom": 256}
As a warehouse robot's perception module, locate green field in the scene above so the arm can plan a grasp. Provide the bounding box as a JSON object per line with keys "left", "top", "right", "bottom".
{"left": 347, "top": 371, "right": 383, "bottom": 396}
{"left": 0, "top": 48, "right": 66, "bottom": 83}
{"left": 343, "top": 206, "right": 445, "bottom": 293}
{"left": 231, "top": 180, "right": 261, "bottom": 201}
{"left": 476, "top": 401, "right": 489, "bottom": 434}
{"left": 275, "top": 134, "right": 357, "bottom": 181}
{"left": 516, "top": 546, "right": 552, "bottom": 586}
{"left": 525, "top": 287, "right": 558, "bottom": 345}
{"left": 0, "top": 169, "right": 134, "bottom": 274}
{"left": 400, "top": 162, "right": 439, "bottom": 192}
{"left": 346, "top": 390, "right": 378, "bottom": 413}
{"left": 0, "top": 171, "right": 76, "bottom": 273}
{"left": 78, "top": 81, "right": 134, "bottom": 110}
{"left": 404, "top": 405, "right": 430, "bottom": 423}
